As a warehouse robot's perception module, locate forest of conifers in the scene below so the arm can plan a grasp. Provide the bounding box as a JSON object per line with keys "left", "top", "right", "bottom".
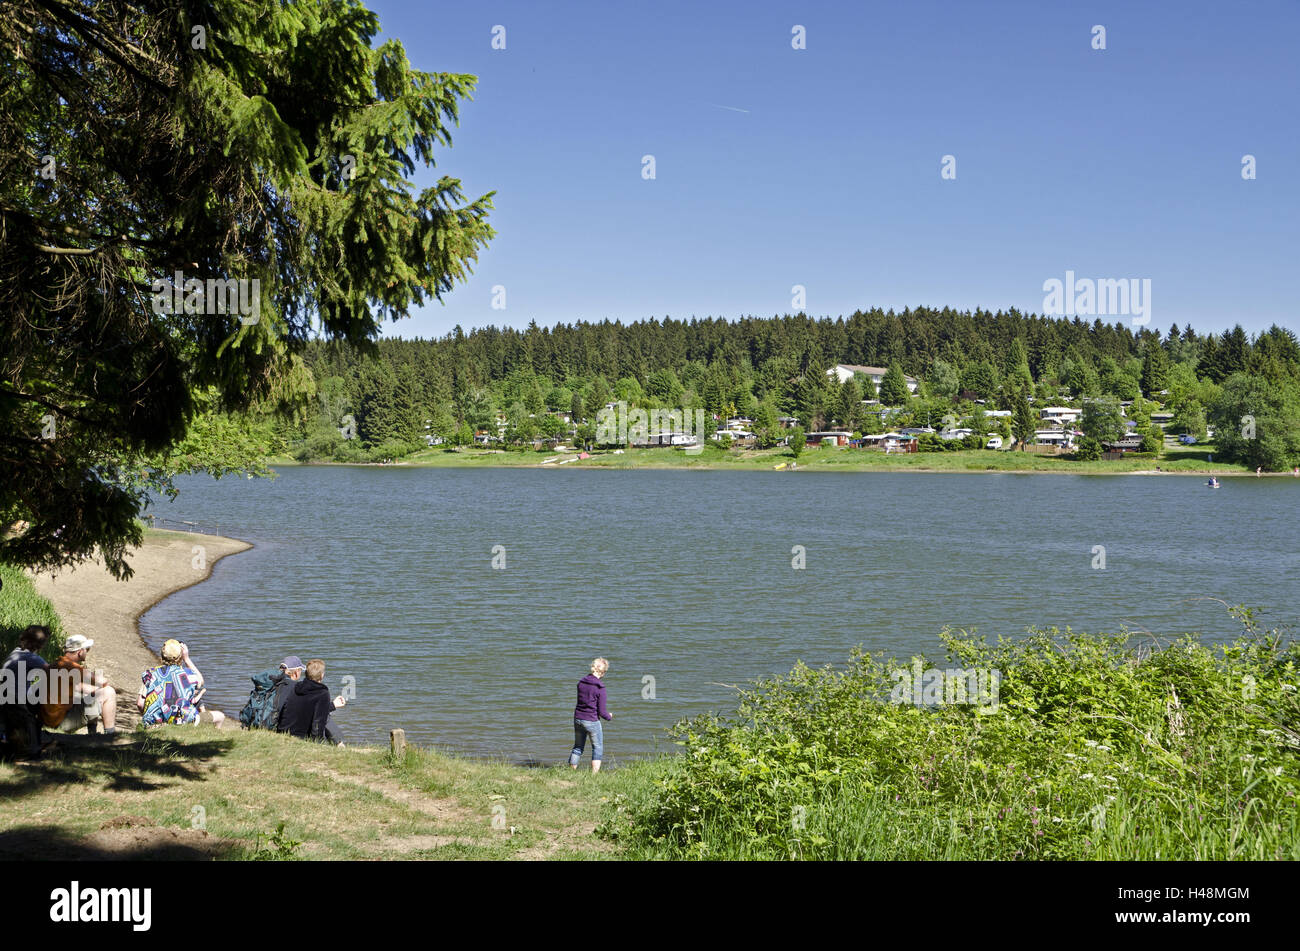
{"left": 222, "top": 307, "right": 1300, "bottom": 469}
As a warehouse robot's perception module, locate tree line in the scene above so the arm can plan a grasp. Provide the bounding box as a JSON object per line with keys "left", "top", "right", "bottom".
{"left": 276, "top": 311, "right": 1300, "bottom": 469}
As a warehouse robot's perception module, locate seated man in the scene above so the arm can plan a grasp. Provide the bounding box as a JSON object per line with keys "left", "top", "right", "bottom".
{"left": 272, "top": 655, "right": 305, "bottom": 730}
{"left": 276, "top": 655, "right": 346, "bottom": 744}
{"left": 276, "top": 658, "right": 345, "bottom": 744}
{"left": 1, "top": 625, "right": 51, "bottom": 755}
{"left": 40, "top": 635, "right": 117, "bottom": 736}
{"left": 138, "top": 639, "right": 225, "bottom": 727}
{"left": 2, "top": 625, "right": 50, "bottom": 688}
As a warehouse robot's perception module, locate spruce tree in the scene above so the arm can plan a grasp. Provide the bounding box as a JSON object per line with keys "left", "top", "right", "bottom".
{"left": 1197, "top": 336, "right": 1224, "bottom": 383}
{"left": 1140, "top": 343, "right": 1170, "bottom": 397}
{"left": 1, "top": 0, "right": 494, "bottom": 576}
{"left": 1012, "top": 390, "right": 1037, "bottom": 450}
{"left": 878, "top": 363, "right": 911, "bottom": 406}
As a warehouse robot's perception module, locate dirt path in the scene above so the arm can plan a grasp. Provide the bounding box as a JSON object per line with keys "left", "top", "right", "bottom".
{"left": 28, "top": 530, "right": 251, "bottom": 730}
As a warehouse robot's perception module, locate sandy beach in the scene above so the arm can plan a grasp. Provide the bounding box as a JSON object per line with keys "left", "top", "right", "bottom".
{"left": 28, "top": 529, "right": 251, "bottom": 730}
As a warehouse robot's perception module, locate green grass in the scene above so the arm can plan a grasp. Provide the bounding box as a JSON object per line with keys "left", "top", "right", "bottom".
{"left": 278, "top": 443, "right": 1255, "bottom": 474}
{"left": 616, "top": 780, "right": 1300, "bottom": 861}
{"left": 0, "top": 726, "right": 668, "bottom": 860}
{"left": 0, "top": 563, "right": 64, "bottom": 659}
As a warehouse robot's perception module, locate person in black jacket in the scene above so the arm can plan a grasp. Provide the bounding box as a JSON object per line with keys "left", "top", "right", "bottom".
{"left": 277, "top": 659, "right": 345, "bottom": 744}
{"left": 272, "top": 655, "right": 305, "bottom": 729}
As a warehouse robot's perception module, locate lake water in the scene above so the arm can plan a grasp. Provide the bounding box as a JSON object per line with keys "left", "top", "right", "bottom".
{"left": 139, "top": 467, "right": 1298, "bottom": 762}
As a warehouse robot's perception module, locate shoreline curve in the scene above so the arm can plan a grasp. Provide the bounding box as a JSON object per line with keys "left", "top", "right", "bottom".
{"left": 28, "top": 528, "right": 252, "bottom": 730}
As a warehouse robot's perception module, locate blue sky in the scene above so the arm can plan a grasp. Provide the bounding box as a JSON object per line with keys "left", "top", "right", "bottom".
{"left": 369, "top": 0, "right": 1298, "bottom": 340}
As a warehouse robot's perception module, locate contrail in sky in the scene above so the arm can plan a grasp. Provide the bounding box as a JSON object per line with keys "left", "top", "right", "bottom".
{"left": 707, "top": 102, "right": 751, "bottom": 114}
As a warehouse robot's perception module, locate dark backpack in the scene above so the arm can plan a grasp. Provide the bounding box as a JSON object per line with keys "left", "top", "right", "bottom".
{"left": 239, "top": 669, "right": 286, "bottom": 730}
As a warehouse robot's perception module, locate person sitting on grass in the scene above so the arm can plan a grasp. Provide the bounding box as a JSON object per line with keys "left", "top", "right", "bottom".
{"left": 277, "top": 658, "right": 345, "bottom": 745}
{"left": 1, "top": 625, "right": 51, "bottom": 756}
{"left": 138, "top": 639, "right": 225, "bottom": 728}
{"left": 40, "top": 634, "right": 117, "bottom": 736}
{"left": 2, "top": 624, "right": 49, "bottom": 690}
{"left": 272, "top": 655, "right": 305, "bottom": 729}
{"left": 275, "top": 655, "right": 346, "bottom": 743}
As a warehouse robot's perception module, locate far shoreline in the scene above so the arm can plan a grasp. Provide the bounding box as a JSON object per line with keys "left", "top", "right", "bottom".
{"left": 264, "top": 450, "right": 1286, "bottom": 477}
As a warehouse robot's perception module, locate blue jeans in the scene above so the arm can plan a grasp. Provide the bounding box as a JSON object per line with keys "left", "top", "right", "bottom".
{"left": 570, "top": 718, "right": 603, "bottom": 764}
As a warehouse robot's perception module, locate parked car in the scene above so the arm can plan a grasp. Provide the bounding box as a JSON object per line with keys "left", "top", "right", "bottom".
{"left": 985, "top": 435, "right": 1003, "bottom": 450}
{"left": 1179, "top": 434, "right": 1197, "bottom": 445}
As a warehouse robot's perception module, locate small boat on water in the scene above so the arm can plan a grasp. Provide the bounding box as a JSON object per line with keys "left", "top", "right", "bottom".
{"left": 1207, "top": 478, "right": 1221, "bottom": 488}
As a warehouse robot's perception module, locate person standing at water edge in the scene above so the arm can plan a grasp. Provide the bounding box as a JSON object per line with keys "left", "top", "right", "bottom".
{"left": 570, "top": 657, "right": 612, "bottom": 773}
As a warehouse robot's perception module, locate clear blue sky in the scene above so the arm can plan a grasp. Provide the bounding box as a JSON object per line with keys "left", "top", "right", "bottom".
{"left": 369, "top": 0, "right": 1298, "bottom": 340}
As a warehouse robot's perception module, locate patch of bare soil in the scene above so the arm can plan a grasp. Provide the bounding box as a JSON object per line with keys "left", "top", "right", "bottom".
{"left": 0, "top": 815, "right": 241, "bottom": 860}
{"left": 83, "top": 825, "right": 238, "bottom": 860}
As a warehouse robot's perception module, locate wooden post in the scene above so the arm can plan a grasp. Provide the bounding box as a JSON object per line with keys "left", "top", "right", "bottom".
{"left": 390, "top": 728, "right": 406, "bottom": 759}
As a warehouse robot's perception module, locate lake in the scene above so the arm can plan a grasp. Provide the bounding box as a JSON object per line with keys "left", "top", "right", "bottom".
{"left": 140, "top": 467, "right": 1298, "bottom": 762}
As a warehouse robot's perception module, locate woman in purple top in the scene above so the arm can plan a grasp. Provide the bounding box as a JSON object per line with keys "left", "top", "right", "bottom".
{"left": 569, "top": 657, "right": 612, "bottom": 772}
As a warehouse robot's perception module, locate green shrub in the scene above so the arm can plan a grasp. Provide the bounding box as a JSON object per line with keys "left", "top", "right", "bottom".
{"left": 602, "top": 611, "right": 1299, "bottom": 860}
{"left": 1075, "top": 436, "right": 1102, "bottom": 461}
{"left": 250, "top": 821, "right": 302, "bottom": 860}
{"left": 364, "top": 438, "right": 422, "bottom": 462}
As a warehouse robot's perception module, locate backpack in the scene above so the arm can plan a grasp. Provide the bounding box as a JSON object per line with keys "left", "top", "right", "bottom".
{"left": 239, "top": 669, "right": 286, "bottom": 729}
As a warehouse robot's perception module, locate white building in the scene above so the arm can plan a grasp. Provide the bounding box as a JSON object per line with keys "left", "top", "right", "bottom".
{"left": 827, "top": 364, "right": 919, "bottom": 394}
{"left": 1034, "top": 429, "right": 1076, "bottom": 448}
{"left": 1039, "top": 406, "right": 1081, "bottom": 424}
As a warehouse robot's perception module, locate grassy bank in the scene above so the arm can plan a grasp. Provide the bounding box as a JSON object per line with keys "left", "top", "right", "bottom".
{"left": 282, "top": 443, "right": 1253, "bottom": 475}
{"left": 0, "top": 726, "right": 671, "bottom": 860}
{"left": 0, "top": 563, "right": 64, "bottom": 658}
{"left": 599, "top": 616, "right": 1300, "bottom": 860}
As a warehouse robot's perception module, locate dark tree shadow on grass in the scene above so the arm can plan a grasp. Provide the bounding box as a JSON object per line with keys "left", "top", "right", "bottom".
{"left": 0, "top": 732, "right": 235, "bottom": 797}
{"left": 0, "top": 732, "right": 251, "bottom": 860}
